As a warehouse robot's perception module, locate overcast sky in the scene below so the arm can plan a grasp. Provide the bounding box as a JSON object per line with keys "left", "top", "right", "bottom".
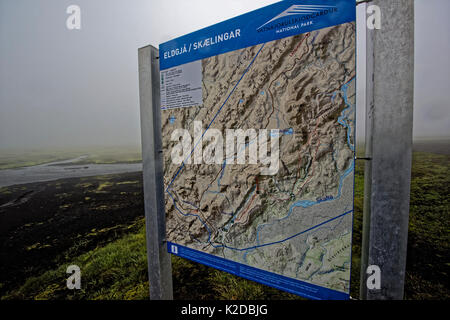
{"left": 0, "top": 0, "right": 449, "bottom": 150}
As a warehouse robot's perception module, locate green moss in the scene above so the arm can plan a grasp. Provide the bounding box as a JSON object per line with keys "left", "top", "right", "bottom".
{"left": 3, "top": 222, "right": 148, "bottom": 300}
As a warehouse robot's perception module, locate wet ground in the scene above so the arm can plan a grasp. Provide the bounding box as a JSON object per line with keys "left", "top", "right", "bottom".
{"left": 0, "top": 156, "right": 142, "bottom": 188}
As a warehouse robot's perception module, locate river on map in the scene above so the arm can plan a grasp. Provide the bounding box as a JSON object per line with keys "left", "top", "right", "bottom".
{"left": 0, "top": 156, "right": 142, "bottom": 188}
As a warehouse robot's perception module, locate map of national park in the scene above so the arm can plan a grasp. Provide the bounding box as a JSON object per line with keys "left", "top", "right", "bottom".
{"left": 162, "top": 22, "right": 356, "bottom": 294}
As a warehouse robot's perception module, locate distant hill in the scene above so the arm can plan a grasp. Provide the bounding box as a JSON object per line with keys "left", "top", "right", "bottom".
{"left": 413, "top": 138, "right": 450, "bottom": 155}
{"left": 356, "top": 138, "right": 450, "bottom": 156}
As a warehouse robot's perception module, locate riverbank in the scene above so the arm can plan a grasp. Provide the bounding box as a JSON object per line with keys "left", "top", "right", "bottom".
{"left": 0, "top": 159, "right": 142, "bottom": 188}
{"left": 0, "top": 146, "right": 142, "bottom": 170}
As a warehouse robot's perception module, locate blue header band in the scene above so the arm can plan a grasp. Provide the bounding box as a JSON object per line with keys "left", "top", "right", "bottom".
{"left": 159, "top": 0, "right": 356, "bottom": 70}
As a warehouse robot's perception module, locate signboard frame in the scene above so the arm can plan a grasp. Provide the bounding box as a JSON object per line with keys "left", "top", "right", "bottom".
{"left": 159, "top": 0, "right": 357, "bottom": 300}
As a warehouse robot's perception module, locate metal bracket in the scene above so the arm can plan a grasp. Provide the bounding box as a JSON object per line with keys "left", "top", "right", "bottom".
{"left": 356, "top": 0, "right": 374, "bottom": 5}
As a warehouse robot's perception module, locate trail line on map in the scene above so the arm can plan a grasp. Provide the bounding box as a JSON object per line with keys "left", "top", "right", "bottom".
{"left": 167, "top": 43, "right": 266, "bottom": 192}
{"left": 166, "top": 43, "right": 267, "bottom": 242}
{"left": 164, "top": 35, "right": 356, "bottom": 258}
{"left": 212, "top": 209, "right": 353, "bottom": 252}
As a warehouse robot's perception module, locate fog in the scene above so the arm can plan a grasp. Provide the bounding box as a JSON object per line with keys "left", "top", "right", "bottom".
{"left": 0, "top": 0, "right": 449, "bottom": 150}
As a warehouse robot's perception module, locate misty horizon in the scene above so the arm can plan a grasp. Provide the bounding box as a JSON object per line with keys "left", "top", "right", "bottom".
{"left": 1, "top": 0, "right": 449, "bottom": 151}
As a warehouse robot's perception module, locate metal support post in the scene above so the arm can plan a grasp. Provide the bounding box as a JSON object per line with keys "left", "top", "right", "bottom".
{"left": 360, "top": 0, "right": 415, "bottom": 300}
{"left": 138, "top": 45, "right": 174, "bottom": 300}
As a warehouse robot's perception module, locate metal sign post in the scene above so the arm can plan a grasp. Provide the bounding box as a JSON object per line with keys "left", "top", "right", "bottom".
{"left": 138, "top": 0, "right": 415, "bottom": 301}
{"left": 138, "top": 45, "right": 174, "bottom": 300}
{"left": 360, "top": 0, "right": 414, "bottom": 300}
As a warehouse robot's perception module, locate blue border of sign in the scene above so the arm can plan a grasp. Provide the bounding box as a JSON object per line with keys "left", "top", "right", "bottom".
{"left": 167, "top": 242, "right": 349, "bottom": 300}
{"left": 160, "top": 0, "right": 356, "bottom": 300}
{"left": 159, "top": 0, "right": 355, "bottom": 70}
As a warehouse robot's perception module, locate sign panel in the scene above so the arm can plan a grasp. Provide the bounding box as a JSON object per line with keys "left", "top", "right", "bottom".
{"left": 160, "top": 0, "right": 356, "bottom": 300}
{"left": 160, "top": 60, "right": 203, "bottom": 110}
